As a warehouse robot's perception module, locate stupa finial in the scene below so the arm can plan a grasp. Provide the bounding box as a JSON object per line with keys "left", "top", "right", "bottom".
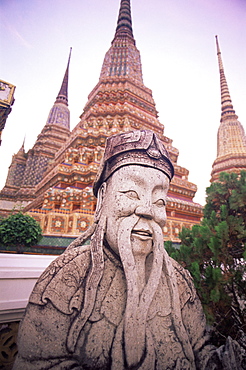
{"left": 113, "top": 0, "right": 134, "bottom": 41}
{"left": 55, "top": 47, "right": 72, "bottom": 106}
{"left": 215, "top": 36, "right": 236, "bottom": 120}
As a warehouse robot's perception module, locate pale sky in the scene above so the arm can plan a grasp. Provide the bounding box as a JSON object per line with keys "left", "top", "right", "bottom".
{"left": 0, "top": 0, "right": 246, "bottom": 205}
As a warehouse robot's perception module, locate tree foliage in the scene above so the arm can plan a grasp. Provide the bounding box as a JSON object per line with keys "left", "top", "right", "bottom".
{"left": 165, "top": 171, "right": 246, "bottom": 346}
{"left": 0, "top": 212, "right": 42, "bottom": 254}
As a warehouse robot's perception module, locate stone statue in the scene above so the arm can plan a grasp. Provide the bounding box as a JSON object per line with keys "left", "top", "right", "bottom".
{"left": 14, "top": 130, "right": 243, "bottom": 369}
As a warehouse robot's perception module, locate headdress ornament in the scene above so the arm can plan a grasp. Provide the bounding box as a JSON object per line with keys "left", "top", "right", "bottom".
{"left": 93, "top": 130, "right": 174, "bottom": 196}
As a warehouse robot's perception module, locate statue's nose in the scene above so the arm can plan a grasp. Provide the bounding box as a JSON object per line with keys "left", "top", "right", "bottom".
{"left": 135, "top": 204, "right": 153, "bottom": 219}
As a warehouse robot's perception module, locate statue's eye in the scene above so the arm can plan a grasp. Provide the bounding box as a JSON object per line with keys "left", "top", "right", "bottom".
{"left": 121, "top": 190, "right": 139, "bottom": 200}
{"left": 154, "top": 199, "right": 166, "bottom": 207}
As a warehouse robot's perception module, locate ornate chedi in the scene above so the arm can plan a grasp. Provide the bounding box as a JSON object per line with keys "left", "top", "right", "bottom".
{"left": 0, "top": 49, "right": 72, "bottom": 215}
{"left": 211, "top": 36, "right": 246, "bottom": 182}
{"left": 2, "top": 0, "right": 203, "bottom": 242}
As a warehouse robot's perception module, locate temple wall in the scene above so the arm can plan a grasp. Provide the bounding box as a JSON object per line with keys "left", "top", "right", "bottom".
{"left": 0, "top": 253, "right": 56, "bottom": 369}
{"left": 0, "top": 253, "right": 56, "bottom": 323}
{"left": 28, "top": 208, "right": 200, "bottom": 243}
{"left": 29, "top": 209, "right": 94, "bottom": 236}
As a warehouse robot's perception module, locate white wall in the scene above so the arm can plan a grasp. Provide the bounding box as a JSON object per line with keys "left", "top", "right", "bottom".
{"left": 0, "top": 253, "right": 56, "bottom": 323}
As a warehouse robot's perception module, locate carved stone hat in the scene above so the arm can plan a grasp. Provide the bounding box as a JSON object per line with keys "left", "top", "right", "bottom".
{"left": 93, "top": 129, "right": 174, "bottom": 197}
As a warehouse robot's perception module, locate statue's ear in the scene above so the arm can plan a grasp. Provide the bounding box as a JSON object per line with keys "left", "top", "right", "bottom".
{"left": 94, "top": 182, "right": 107, "bottom": 222}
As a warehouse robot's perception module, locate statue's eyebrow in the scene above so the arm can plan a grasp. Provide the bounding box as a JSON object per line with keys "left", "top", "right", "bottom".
{"left": 153, "top": 185, "right": 166, "bottom": 192}
{"left": 153, "top": 183, "right": 169, "bottom": 193}
{"left": 125, "top": 173, "right": 146, "bottom": 187}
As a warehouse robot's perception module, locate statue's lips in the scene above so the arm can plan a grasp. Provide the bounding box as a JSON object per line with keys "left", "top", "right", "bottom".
{"left": 131, "top": 229, "right": 152, "bottom": 240}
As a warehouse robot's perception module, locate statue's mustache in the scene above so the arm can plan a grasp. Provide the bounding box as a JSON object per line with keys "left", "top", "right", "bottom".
{"left": 118, "top": 214, "right": 159, "bottom": 237}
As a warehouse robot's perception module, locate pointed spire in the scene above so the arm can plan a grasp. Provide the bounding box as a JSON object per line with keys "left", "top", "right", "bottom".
{"left": 113, "top": 0, "right": 134, "bottom": 41}
{"left": 211, "top": 36, "right": 246, "bottom": 182}
{"left": 45, "top": 49, "right": 71, "bottom": 129}
{"left": 99, "top": 0, "right": 143, "bottom": 82}
{"left": 215, "top": 35, "right": 237, "bottom": 120}
{"left": 55, "top": 47, "right": 72, "bottom": 106}
{"left": 16, "top": 137, "right": 26, "bottom": 157}
{"left": 21, "top": 136, "right": 25, "bottom": 150}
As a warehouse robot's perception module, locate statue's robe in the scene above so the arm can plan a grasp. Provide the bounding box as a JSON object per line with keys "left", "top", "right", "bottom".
{"left": 14, "top": 245, "right": 217, "bottom": 370}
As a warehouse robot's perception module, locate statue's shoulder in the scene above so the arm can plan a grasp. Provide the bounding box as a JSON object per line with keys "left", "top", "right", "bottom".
{"left": 170, "top": 257, "right": 198, "bottom": 308}
{"left": 29, "top": 245, "right": 92, "bottom": 314}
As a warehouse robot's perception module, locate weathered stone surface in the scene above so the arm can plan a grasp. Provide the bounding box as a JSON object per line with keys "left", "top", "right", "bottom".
{"left": 14, "top": 130, "right": 244, "bottom": 369}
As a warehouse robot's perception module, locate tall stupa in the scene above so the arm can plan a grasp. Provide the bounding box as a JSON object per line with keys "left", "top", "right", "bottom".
{"left": 0, "top": 0, "right": 203, "bottom": 245}
{"left": 210, "top": 36, "right": 246, "bottom": 182}
{"left": 0, "top": 49, "right": 72, "bottom": 215}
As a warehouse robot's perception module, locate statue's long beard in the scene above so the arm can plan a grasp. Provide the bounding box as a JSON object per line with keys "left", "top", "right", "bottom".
{"left": 117, "top": 215, "right": 164, "bottom": 368}
{"left": 116, "top": 215, "right": 195, "bottom": 369}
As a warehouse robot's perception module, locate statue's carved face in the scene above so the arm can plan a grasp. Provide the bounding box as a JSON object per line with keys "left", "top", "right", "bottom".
{"left": 103, "top": 165, "right": 169, "bottom": 256}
